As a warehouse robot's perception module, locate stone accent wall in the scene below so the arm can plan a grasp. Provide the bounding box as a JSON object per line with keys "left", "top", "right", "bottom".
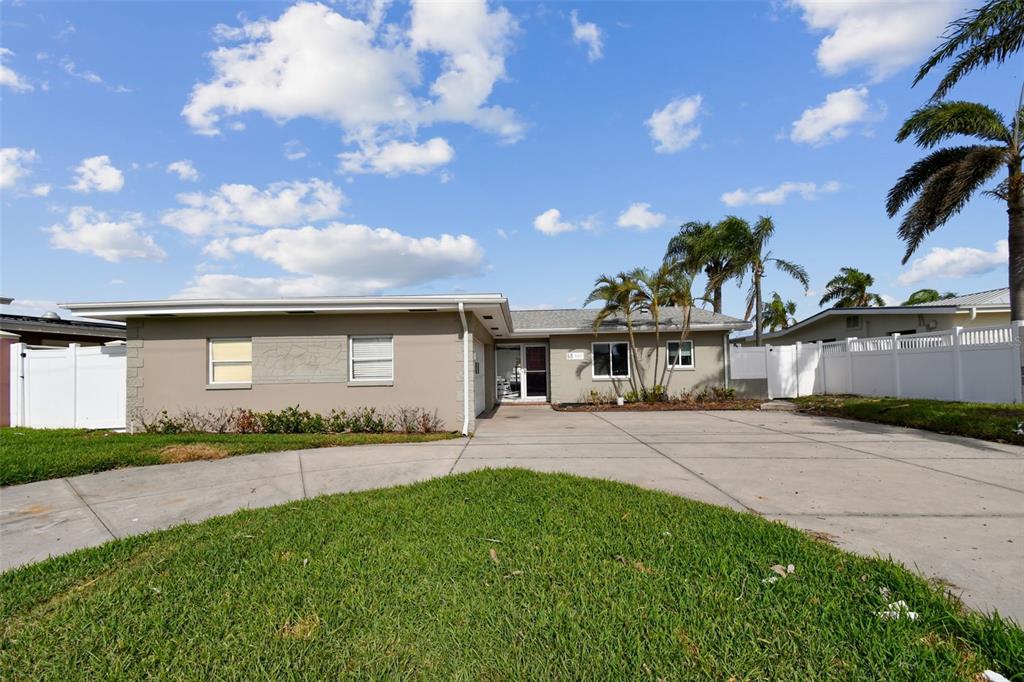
{"left": 126, "top": 320, "right": 144, "bottom": 421}
{"left": 252, "top": 335, "right": 346, "bottom": 384}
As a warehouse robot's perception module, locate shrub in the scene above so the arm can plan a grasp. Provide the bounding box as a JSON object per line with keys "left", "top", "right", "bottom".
{"left": 135, "top": 405, "right": 443, "bottom": 434}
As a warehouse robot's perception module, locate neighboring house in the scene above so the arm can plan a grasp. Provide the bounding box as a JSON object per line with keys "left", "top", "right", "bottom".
{"left": 62, "top": 295, "right": 750, "bottom": 434}
{"left": 735, "top": 288, "right": 1010, "bottom": 346}
{"left": 1, "top": 303, "right": 127, "bottom": 427}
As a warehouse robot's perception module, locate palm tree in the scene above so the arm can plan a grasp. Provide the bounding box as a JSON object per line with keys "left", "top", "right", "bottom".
{"left": 886, "top": 99, "right": 1023, "bottom": 319}
{"left": 632, "top": 265, "right": 674, "bottom": 396}
{"left": 762, "top": 293, "right": 797, "bottom": 332}
{"left": 913, "top": 0, "right": 1024, "bottom": 101}
{"left": 583, "top": 272, "right": 643, "bottom": 394}
{"left": 819, "top": 267, "right": 886, "bottom": 308}
{"left": 664, "top": 220, "right": 740, "bottom": 313}
{"left": 902, "top": 288, "right": 958, "bottom": 305}
{"left": 716, "top": 216, "right": 810, "bottom": 346}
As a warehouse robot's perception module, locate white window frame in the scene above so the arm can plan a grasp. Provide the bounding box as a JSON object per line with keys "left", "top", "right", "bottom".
{"left": 667, "top": 339, "right": 695, "bottom": 370}
{"left": 208, "top": 337, "right": 253, "bottom": 385}
{"left": 349, "top": 335, "right": 394, "bottom": 383}
{"left": 591, "top": 341, "right": 630, "bottom": 380}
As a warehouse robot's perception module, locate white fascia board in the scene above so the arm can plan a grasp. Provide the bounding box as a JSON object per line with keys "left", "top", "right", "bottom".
{"left": 60, "top": 295, "right": 509, "bottom": 321}
{"left": 508, "top": 323, "right": 749, "bottom": 337}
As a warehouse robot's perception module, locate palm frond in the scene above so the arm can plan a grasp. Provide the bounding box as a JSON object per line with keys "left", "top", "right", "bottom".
{"left": 896, "top": 145, "right": 1006, "bottom": 262}
{"left": 771, "top": 257, "right": 810, "bottom": 290}
{"left": 914, "top": 0, "right": 1024, "bottom": 101}
{"left": 895, "top": 102, "right": 1011, "bottom": 148}
{"left": 887, "top": 147, "right": 987, "bottom": 217}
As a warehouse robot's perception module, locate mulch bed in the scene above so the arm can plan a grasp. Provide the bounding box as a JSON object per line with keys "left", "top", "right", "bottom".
{"left": 553, "top": 400, "right": 763, "bottom": 412}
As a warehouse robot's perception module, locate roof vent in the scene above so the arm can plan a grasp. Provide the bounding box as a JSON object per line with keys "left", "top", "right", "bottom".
{"left": 40, "top": 311, "right": 61, "bottom": 320}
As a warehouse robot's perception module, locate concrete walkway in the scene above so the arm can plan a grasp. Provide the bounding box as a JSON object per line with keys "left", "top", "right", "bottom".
{"left": 2, "top": 407, "right": 1022, "bottom": 620}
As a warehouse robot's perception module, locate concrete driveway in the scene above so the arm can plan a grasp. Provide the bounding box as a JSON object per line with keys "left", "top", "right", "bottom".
{"left": 2, "top": 406, "right": 1022, "bottom": 620}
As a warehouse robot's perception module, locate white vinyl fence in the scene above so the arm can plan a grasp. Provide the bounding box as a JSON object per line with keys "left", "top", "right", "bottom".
{"left": 730, "top": 324, "right": 1024, "bottom": 404}
{"left": 9, "top": 343, "right": 127, "bottom": 429}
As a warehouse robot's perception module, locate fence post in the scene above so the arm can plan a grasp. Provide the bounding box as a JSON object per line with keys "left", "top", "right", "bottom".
{"left": 816, "top": 341, "right": 825, "bottom": 394}
{"left": 794, "top": 341, "right": 802, "bottom": 397}
{"left": 891, "top": 333, "right": 901, "bottom": 398}
{"left": 1013, "top": 322, "right": 1023, "bottom": 404}
{"left": 846, "top": 337, "right": 855, "bottom": 394}
{"left": 11, "top": 342, "right": 25, "bottom": 427}
{"left": 69, "top": 343, "right": 80, "bottom": 428}
{"left": 951, "top": 327, "right": 963, "bottom": 401}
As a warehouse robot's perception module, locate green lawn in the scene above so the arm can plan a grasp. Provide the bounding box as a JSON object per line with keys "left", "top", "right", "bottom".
{"left": 793, "top": 395, "right": 1024, "bottom": 445}
{"left": 2, "top": 470, "right": 1020, "bottom": 680}
{"left": 0, "top": 428, "right": 458, "bottom": 486}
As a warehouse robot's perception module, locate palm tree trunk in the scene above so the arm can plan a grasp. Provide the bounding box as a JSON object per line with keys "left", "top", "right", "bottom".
{"left": 753, "top": 273, "right": 764, "bottom": 346}
{"left": 652, "top": 308, "right": 661, "bottom": 400}
{"left": 624, "top": 311, "right": 641, "bottom": 395}
{"left": 712, "top": 286, "right": 722, "bottom": 314}
{"left": 1009, "top": 158, "right": 1024, "bottom": 322}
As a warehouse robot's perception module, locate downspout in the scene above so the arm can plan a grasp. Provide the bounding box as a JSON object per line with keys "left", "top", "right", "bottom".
{"left": 723, "top": 332, "right": 730, "bottom": 389}
{"left": 458, "top": 302, "right": 470, "bottom": 436}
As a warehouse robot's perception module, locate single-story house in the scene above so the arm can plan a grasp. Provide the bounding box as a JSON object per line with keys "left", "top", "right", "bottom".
{"left": 735, "top": 288, "right": 1010, "bottom": 346}
{"left": 62, "top": 295, "right": 750, "bottom": 434}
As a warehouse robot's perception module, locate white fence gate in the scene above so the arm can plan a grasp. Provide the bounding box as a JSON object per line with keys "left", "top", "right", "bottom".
{"left": 9, "top": 343, "right": 127, "bottom": 429}
{"left": 731, "top": 324, "right": 1024, "bottom": 404}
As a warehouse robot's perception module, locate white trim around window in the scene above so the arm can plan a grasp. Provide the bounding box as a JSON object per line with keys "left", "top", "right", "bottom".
{"left": 667, "top": 339, "right": 695, "bottom": 369}
{"left": 591, "top": 341, "right": 630, "bottom": 380}
{"left": 208, "top": 337, "right": 253, "bottom": 386}
{"left": 349, "top": 335, "right": 394, "bottom": 383}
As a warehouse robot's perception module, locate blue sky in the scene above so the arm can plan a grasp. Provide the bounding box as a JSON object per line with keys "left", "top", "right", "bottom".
{"left": 1, "top": 0, "right": 1020, "bottom": 322}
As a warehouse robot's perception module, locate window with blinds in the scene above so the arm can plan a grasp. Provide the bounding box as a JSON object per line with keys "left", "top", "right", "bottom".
{"left": 208, "top": 338, "right": 252, "bottom": 384}
{"left": 350, "top": 336, "right": 394, "bottom": 381}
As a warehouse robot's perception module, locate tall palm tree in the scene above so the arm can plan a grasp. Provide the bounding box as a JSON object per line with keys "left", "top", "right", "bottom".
{"left": 664, "top": 220, "right": 739, "bottom": 313}
{"left": 584, "top": 272, "right": 643, "bottom": 394}
{"left": 762, "top": 293, "right": 797, "bottom": 332}
{"left": 658, "top": 267, "right": 700, "bottom": 388}
{"left": 819, "top": 267, "right": 886, "bottom": 308}
{"left": 902, "top": 288, "right": 958, "bottom": 305}
{"left": 632, "top": 264, "right": 674, "bottom": 395}
{"left": 887, "top": 99, "right": 1023, "bottom": 319}
{"left": 914, "top": 0, "right": 1024, "bottom": 101}
{"left": 716, "top": 216, "right": 810, "bottom": 346}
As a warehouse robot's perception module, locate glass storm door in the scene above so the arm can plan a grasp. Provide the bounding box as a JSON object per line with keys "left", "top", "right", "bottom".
{"left": 524, "top": 345, "right": 548, "bottom": 399}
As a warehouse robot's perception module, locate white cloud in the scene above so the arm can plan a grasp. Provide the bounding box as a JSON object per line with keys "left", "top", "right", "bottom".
{"left": 183, "top": 1, "right": 522, "bottom": 174}
{"left": 897, "top": 240, "right": 1008, "bottom": 285}
{"left": 570, "top": 10, "right": 603, "bottom": 61}
{"left": 59, "top": 58, "right": 131, "bottom": 93}
{"left": 880, "top": 294, "right": 899, "bottom": 307}
{"left": 166, "top": 159, "right": 200, "bottom": 181}
{"left": 47, "top": 207, "right": 166, "bottom": 262}
{"left": 790, "top": 87, "right": 872, "bottom": 146}
{"left": 69, "top": 155, "right": 125, "bottom": 193}
{"left": 161, "top": 178, "right": 346, "bottom": 237}
{"left": 339, "top": 137, "right": 454, "bottom": 175}
{"left": 496, "top": 228, "right": 517, "bottom": 240}
{"left": 178, "top": 222, "right": 484, "bottom": 297}
{"left": 0, "top": 48, "right": 33, "bottom": 92}
{"left": 791, "top": 0, "right": 964, "bottom": 82}
{"left": 283, "top": 139, "right": 308, "bottom": 161}
{"left": 646, "top": 95, "right": 702, "bottom": 153}
{"left": 616, "top": 202, "right": 666, "bottom": 230}
{"left": 721, "top": 180, "right": 840, "bottom": 206}
{"left": 31, "top": 184, "right": 52, "bottom": 197}
{"left": 0, "top": 147, "right": 38, "bottom": 188}
{"left": 533, "top": 208, "right": 580, "bottom": 236}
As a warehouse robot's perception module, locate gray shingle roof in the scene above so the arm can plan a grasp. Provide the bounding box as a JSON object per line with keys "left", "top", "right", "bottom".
{"left": 911, "top": 287, "right": 1009, "bottom": 308}
{"left": 510, "top": 307, "right": 748, "bottom": 333}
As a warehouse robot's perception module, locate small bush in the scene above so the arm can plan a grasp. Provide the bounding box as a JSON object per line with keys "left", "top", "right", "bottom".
{"left": 135, "top": 405, "right": 443, "bottom": 435}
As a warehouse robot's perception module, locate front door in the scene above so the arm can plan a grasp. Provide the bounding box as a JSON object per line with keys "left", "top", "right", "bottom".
{"left": 523, "top": 345, "right": 548, "bottom": 399}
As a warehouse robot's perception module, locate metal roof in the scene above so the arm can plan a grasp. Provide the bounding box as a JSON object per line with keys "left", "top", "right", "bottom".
{"left": 911, "top": 287, "right": 1009, "bottom": 308}
{"left": 510, "top": 307, "right": 749, "bottom": 333}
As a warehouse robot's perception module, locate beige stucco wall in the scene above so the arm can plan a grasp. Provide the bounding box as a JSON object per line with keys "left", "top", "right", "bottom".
{"left": 546, "top": 330, "right": 729, "bottom": 403}
{"left": 747, "top": 309, "right": 1010, "bottom": 346}
{"left": 130, "top": 312, "right": 496, "bottom": 433}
